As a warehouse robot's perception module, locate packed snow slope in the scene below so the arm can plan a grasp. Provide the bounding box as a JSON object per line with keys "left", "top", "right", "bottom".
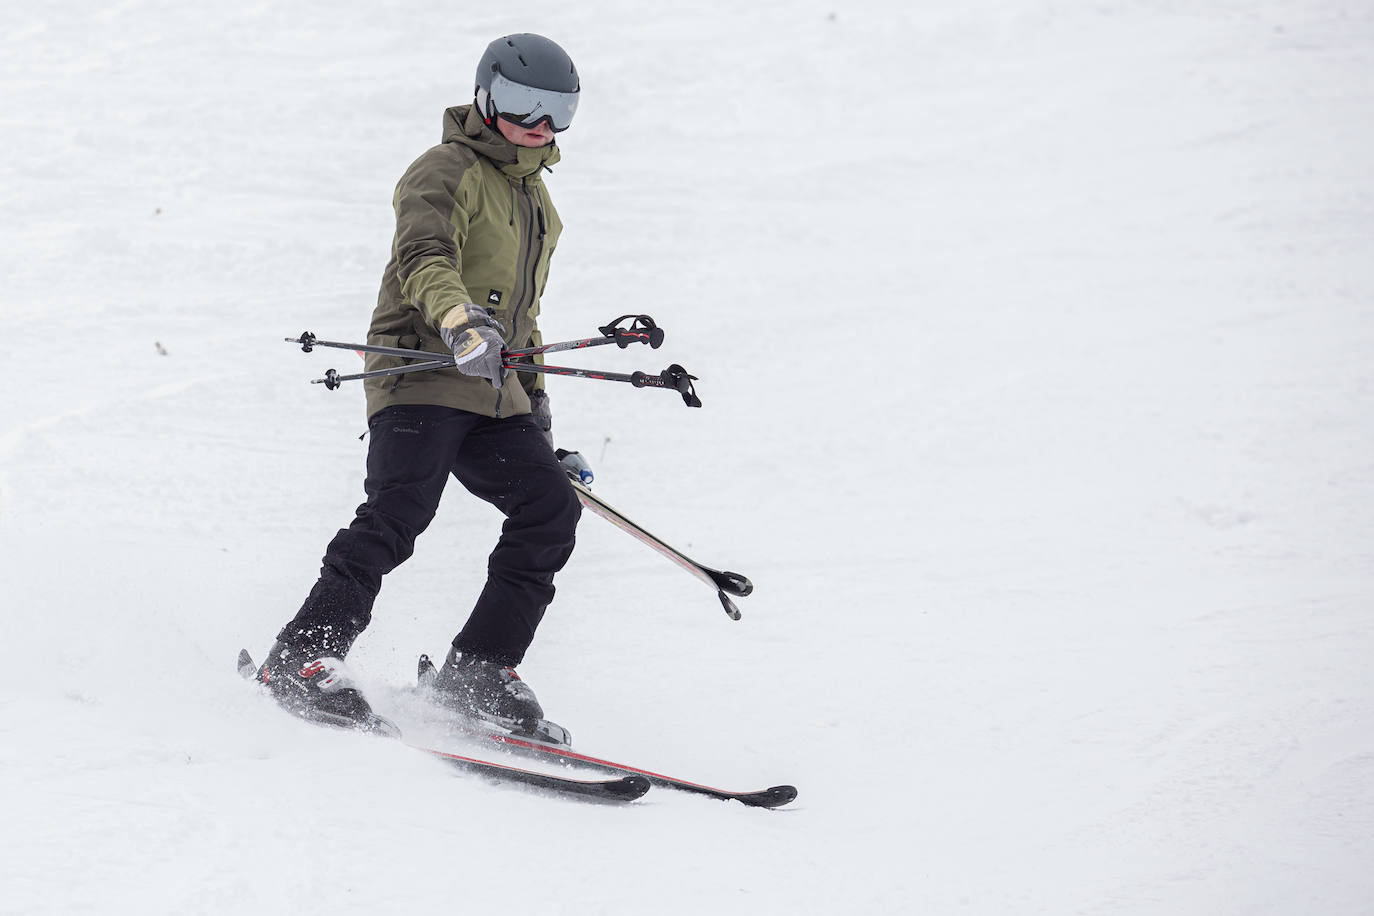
{"left": 2, "top": 1, "right": 1372, "bottom": 912}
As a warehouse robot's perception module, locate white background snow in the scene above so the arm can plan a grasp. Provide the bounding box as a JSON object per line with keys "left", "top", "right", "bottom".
{"left": 2, "top": 0, "right": 1372, "bottom": 912}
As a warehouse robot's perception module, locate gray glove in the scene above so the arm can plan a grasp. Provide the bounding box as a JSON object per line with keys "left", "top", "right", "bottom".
{"left": 439, "top": 304, "right": 506, "bottom": 389}
{"left": 555, "top": 448, "right": 594, "bottom": 486}
{"left": 529, "top": 389, "right": 553, "bottom": 448}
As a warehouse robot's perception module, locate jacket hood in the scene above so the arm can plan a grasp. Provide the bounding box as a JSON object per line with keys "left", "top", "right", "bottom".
{"left": 442, "top": 104, "right": 561, "bottom": 178}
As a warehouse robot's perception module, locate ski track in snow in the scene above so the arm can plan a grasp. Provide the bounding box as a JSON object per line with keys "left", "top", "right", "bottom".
{"left": 2, "top": 1, "right": 1373, "bottom": 913}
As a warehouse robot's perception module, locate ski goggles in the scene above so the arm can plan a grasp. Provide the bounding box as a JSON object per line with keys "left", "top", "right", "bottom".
{"left": 486, "top": 69, "right": 579, "bottom": 132}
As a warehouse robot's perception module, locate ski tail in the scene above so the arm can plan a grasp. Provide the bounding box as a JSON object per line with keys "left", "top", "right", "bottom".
{"left": 236, "top": 648, "right": 257, "bottom": 680}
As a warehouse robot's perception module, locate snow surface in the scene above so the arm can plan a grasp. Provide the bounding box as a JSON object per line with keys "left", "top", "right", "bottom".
{"left": 2, "top": 1, "right": 1373, "bottom": 912}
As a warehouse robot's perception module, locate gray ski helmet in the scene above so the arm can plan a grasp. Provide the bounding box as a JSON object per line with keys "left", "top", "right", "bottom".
{"left": 475, "top": 34, "right": 580, "bottom": 132}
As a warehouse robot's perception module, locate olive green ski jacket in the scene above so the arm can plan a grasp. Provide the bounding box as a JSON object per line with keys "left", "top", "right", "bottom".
{"left": 363, "top": 104, "right": 563, "bottom": 419}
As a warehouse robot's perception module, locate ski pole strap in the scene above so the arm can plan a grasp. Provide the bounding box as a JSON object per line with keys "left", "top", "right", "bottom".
{"left": 597, "top": 314, "right": 665, "bottom": 349}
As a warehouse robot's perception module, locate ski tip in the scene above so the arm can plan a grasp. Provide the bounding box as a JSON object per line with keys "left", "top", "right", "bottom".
{"left": 718, "top": 590, "right": 743, "bottom": 621}
{"left": 720, "top": 571, "right": 753, "bottom": 598}
{"left": 736, "top": 785, "right": 798, "bottom": 808}
{"left": 612, "top": 775, "right": 653, "bottom": 800}
{"left": 236, "top": 649, "right": 257, "bottom": 680}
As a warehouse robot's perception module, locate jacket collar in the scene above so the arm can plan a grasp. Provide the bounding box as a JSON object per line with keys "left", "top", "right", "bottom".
{"left": 442, "top": 104, "right": 561, "bottom": 179}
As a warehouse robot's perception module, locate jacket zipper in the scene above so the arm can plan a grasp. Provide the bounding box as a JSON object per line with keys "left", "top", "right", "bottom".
{"left": 497, "top": 178, "right": 546, "bottom": 418}
{"left": 496, "top": 178, "right": 544, "bottom": 417}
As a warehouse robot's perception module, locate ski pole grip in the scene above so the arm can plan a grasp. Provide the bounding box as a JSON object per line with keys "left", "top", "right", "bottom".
{"left": 599, "top": 315, "right": 665, "bottom": 349}
{"left": 628, "top": 366, "right": 701, "bottom": 407}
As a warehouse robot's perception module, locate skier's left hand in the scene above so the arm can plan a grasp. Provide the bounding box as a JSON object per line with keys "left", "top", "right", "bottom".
{"left": 556, "top": 448, "right": 594, "bottom": 486}
{"left": 530, "top": 390, "right": 553, "bottom": 448}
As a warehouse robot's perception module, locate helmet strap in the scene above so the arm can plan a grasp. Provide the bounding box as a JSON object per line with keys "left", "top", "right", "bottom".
{"left": 475, "top": 87, "right": 495, "bottom": 125}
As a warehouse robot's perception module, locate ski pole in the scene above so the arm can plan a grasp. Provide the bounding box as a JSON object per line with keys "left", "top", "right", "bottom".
{"left": 501, "top": 361, "right": 701, "bottom": 408}
{"left": 312, "top": 359, "right": 452, "bottom": 390}
{"left": 287, "top": 314, "right": 661, "bottom": 365}
{"left": 287, "top": 331, "right": 454, "bottom": 363}
{"left": 503, "top": 314, "right": 664, "bottom": 359}
{"left": 296, "top": 348, "right": 702, "bottom": 406}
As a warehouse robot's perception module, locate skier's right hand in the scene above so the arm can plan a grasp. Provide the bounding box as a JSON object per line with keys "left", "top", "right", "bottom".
{"left": 440, "top": 304, "right": 506, "bottom": 389}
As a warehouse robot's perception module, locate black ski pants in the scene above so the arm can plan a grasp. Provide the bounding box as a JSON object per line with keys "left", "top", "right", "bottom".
{"left": 284, "top": 404, "right": 581, "bottom": 667}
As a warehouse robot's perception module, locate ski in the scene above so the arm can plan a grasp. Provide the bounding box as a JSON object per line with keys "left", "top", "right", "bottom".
{"left": 238, "top": 649, "right": 648, "bottom": 804}
{"left": 416, "top": 746, "right": 650, "bottom": 802}
{"left": 481, "top": 731, "right": 798, "bottom": 808}
{"left": 412, "top": 652, "right": 796, "bottom": 807}
{"left": 413, "top": 653, "right": 574, "bottom": 746}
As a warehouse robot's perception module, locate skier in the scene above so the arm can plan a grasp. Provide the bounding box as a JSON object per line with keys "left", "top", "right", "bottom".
{"left": 256, "top": 33, "right": 583, "bottom": 735}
